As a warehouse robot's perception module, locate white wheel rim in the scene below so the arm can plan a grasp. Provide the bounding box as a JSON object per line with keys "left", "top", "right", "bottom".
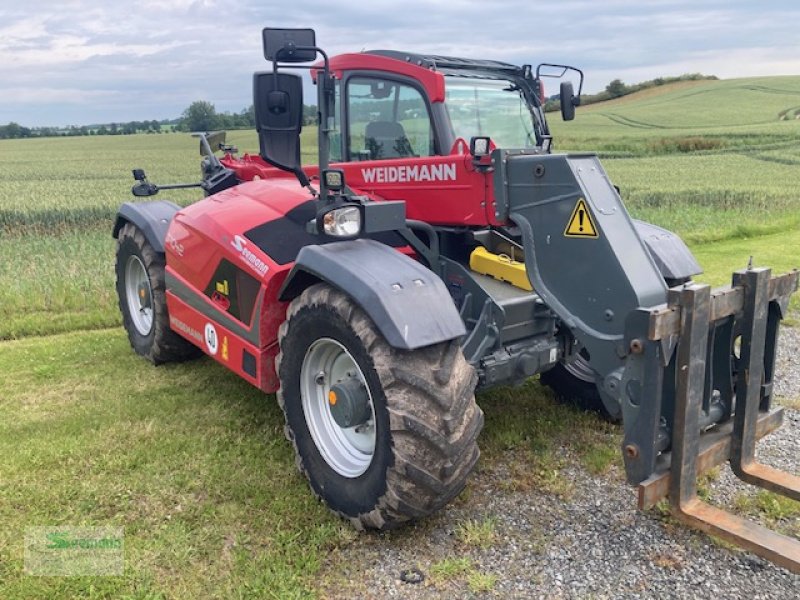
{"left": 124, "top": 255, "right": 154, "bottom": 336}
{"left": 300, "top": 338, "right": 376, "bottom": 478}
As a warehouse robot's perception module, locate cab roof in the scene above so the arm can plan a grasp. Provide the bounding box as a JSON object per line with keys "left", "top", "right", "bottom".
{"left": 322, "top": 51, "right": 529, "bottom": 103}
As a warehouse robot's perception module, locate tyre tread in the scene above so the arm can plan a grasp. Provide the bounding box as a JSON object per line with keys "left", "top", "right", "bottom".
{"left": 275, "top": 283, "right": 483, "bottom": 530}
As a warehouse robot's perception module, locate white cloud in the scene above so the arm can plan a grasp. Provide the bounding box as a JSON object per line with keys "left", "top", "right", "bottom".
{"left": 2, "top": 1, "right": 800, "bottom": 126}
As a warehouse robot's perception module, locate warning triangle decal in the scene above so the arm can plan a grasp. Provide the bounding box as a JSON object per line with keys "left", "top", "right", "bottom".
{"left": 564, "top": 198, "right": 599, "bottom": 238}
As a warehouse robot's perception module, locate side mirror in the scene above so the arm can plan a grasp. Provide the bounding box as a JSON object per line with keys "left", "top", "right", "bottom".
{"left": 254, "top": 72, "right": 304, "bottom": 177}
{"left": 132, "top": 182, "right": 158, "bottom": 197}
{"left": 262, "top": 28, "right": 317, "bottom": 63}
{"left": 560, "top": 81, "right": 579, "bottom": 121}
{"left": 131, "top": 168, "right": 158, "bottom": 197}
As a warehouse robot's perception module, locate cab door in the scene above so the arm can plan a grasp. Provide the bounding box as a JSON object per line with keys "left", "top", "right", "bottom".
{"left": 334, "top": 72, "right": 491, "bottom": 227}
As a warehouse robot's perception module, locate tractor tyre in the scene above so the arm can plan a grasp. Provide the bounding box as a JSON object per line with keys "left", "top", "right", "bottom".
{"left": 115, "top": 223, "right": 201, "bottom": 364}
{"left": 540, "top": 352, "right": 621, "bottom": 423}
{"left": 276, "top": 283, "right": 483, "bottom": 530}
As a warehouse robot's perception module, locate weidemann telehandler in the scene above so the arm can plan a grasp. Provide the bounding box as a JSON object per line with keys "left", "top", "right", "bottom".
{"left": 113, "top": 28, "right": 800, "bottom": 571}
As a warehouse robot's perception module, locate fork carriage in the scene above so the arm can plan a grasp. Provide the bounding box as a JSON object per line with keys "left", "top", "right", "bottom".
{"left": 628, "top": 268, "right": 800, "bottom": 571}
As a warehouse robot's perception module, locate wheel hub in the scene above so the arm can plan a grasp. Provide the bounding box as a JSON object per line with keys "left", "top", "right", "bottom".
{"left": 137, "top": 282, "right": 152, "bottom": 310}
{"left": 329, "top": 378, "right": 371, "bottom": 428}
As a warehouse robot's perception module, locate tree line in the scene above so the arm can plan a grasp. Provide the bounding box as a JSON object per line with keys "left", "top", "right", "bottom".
{"left": 1, "top": 100, "right": 319, "bottom": 140}
{"left": 1, "top": 75, "right": 719, "bottom": 139}
{"left": 544, "top": 73, "right": 718, "bottom": 111}
{"left": 0, "top": 120, "right": 168, "bottom": 139}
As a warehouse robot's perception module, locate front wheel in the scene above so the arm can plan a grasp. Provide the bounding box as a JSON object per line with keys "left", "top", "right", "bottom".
{"left": 276, "top": 283, "right": 483, "bottom": 529}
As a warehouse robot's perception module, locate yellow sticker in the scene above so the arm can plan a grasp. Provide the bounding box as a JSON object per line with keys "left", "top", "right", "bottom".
{"left": 564, "top": 198, "right": 599, "bottom": 238}
{"left": 221, "top": 336, "right": 229, "bottom": 362}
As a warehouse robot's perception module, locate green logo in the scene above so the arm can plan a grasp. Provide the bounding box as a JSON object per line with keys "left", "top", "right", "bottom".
{"left": 25, "top": 526, "right": 124, "bottom": 576}
{"left": 45, "top": 531, "right": 122, "bottom": 550}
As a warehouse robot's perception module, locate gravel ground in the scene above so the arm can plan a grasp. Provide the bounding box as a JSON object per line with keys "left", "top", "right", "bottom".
{"left": 316, "top": 326, "right": 800, "bottom": 599}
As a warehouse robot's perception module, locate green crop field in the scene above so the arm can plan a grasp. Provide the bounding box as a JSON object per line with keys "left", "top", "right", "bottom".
{"left": 1, "top": 75, "right": 800, "bottom": 597}
{"left": 550, "top": 76, "right": 800, "bottom": 244}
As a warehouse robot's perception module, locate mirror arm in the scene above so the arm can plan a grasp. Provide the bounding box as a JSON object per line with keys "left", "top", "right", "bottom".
{"left": 197, "top": 134, "right": 222, "bottom": 169}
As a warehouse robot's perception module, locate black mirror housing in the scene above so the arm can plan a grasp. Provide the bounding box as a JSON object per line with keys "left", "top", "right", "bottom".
{"left": 262, "top": 28, "right": 317, "bottom": 63}
{"left": 254, "top": 71, "right": 305, "bottom": 183}
{"left": 131, "top": 182, "right": 158, "bottom": 197}
{"left": 560, "top": 81, "right": 576, "bottom": 121}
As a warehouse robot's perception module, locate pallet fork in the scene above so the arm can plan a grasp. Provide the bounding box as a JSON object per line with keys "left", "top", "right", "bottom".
{"left": 631, "top": 268, "right": 800, "bottom": 572}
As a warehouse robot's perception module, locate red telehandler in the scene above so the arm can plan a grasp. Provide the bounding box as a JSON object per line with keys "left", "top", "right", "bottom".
{"left": 114, "top": 28, "right": 800, "bottom": 570}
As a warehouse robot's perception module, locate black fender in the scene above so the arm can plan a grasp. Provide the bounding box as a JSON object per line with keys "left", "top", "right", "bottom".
{"left": 633, "top": 219, "right": 702, "bottom": 283}
{"left": 112, "top": 201, "right": 180, "bottom": 253}
{"left": 279, "top": 239, "right": 466, "bottom": 351}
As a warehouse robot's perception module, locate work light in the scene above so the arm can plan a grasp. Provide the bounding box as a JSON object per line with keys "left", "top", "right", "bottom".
{"left": 322, "top": 206, "right": 361, "bottom": 237}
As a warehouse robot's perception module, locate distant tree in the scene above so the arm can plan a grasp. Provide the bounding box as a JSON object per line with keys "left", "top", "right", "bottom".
{"left": 181, "top": 100, "right": 220, "bottom": 131}
{"left": 605, "top": 79, "right": 627, "bottom": 98}
{"left": 243, "top": 104, "right": 255, "bottom": 127}
{"left": 0, "top": 122, "right": 31, "bottom": 138}
{"left": 303, "top": 104, "right": 317, "bottom": 125}
{"left": 1, "top": 122, "right": 19, "bottom": 138}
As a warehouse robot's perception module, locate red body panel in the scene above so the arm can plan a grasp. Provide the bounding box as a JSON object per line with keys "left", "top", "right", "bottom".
{"left": 167, "top": 291, "right": 264, "bottom": 386}
{"left": 167, "top": 56, "right": 505, "bottom": 392}
{"left": 316, "top": 53, "right": 447, "bottom": 102}
{"left": 164, "top": 179, "right": 309, "bottom": 393}
{"left": 220, "top": 143, "right": 501, "bottom": 227}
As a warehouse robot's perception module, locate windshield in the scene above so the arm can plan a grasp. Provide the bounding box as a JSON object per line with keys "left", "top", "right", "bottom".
{"left": 444, "top": 76, "right": 541, "bottom": 149}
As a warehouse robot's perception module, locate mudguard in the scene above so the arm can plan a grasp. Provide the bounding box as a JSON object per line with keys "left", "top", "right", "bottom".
{"left": 633, "top": 220, "right": 702, "bottom": 282}
{"left": 279, "top": 239, "right": 466, "bottom": 350}
{"left": 112, "top": 201, "right": 181, "bottom": 253}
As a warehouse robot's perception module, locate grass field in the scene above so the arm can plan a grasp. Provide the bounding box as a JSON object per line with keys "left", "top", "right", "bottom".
{"left": 1, "top": 75, "right": 799, "bottom": 597}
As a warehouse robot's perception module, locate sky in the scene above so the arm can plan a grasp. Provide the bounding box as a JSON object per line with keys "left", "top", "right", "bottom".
{"left": 2, "top": 0, "right": 800, "bottom": 127}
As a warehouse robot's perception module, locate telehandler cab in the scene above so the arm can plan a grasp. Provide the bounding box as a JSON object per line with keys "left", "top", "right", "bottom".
{"left": 114, "top": 28, "right": 800, "bottom": 570}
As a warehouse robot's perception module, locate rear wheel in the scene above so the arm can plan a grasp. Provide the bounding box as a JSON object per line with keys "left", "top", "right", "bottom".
{"left": 540, "top": 351, "right": 621, "bottom": 423}
{"left": 115, "top": 223, "right": 201, "bottom": 364}
{"left": 276, "top": 283, "right": 483, "bottom": 529}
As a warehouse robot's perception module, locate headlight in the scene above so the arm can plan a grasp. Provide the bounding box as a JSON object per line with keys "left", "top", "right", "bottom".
{"left": 323, "top": 206, "right": 361, "bottom": 237}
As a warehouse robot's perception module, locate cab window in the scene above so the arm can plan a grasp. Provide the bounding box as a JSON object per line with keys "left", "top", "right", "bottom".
{"left": 346, "top": 77, "right": 434, "bottom": 161}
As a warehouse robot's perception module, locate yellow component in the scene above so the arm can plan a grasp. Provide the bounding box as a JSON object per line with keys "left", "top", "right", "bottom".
{"left": 221, "top": 336, "right": 229, "bottom": 362}
{"left": 328, "top": 391, "right": 337, "bottom": 406}
{"left": 216, "top": 280, "right": 229, "bottom": 295}
{"left": 469, "top": 246, "right": 532, "bottom": 291}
